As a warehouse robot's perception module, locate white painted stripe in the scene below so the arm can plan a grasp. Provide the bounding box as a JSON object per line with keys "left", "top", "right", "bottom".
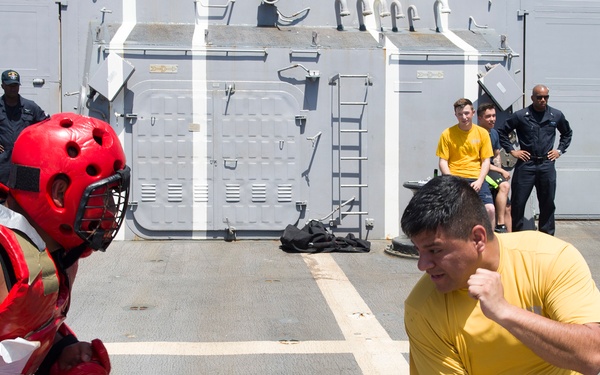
{"left": 191, "top": 3, "right": 210, "bottom": 234}
{"left": 109, "top": 0, "right": 136, "bottom": 242}
{"left": 364, "top": 7, "right": 402, "bottom": 240}
{"left": 107, "top": 0, "right": 136, "bottom": 99}
{"left": 381, "top": 37, "right": 402, "bottom": 240}
{"left": 302, "top": 253, "right": 409, "bottom": 374}
{"left": 105, "top": 0, "right": 136, "bottom": 98}
{"left": 442, "top": 30, "right": 479, "bottom": 101}
{"left": 105, "top": 340, "right": 409, "bottom": 356}
{"left": 108, "top": 0, "right": 137, "bottom": 53}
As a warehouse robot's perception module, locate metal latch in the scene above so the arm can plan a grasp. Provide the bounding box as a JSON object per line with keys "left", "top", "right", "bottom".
{"left": 115, "top": 112, "right": 138, "bottom": 119}
{"left": 223, "top": 159, "right": 238, "bottom": 168}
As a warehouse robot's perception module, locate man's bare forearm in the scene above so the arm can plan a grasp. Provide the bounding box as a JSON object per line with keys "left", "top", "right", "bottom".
{"left": 495, "top": 305, "right": 600, "bottom": 375}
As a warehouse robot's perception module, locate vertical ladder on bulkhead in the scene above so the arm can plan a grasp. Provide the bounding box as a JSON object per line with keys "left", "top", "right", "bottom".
{"left": 328, "top": 73, "right": 372, "bottom": 228}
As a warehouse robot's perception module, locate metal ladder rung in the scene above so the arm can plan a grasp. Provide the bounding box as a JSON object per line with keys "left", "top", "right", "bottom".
{"left": 341, "top": 211, "right": 368, "bottom": 216}
{"left": 341, "top": 101, "right": 368, "bottom": 106}
{"left": 340, "top": 129, "right": 368, "bottom": 133}
{"left": 339, "top": 74, "right": 370, "bottom": 78}
{"left": 341, "top": 184, "right": 368, "bottom": 188}
{"left": 341, "top": 156, "right": 368, "bottom": 160}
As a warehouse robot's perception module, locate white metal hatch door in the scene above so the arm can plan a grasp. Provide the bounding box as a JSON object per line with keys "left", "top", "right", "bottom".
{"left": 212, "top": 82, "right": 302, "bottom": 232}
{"left": 129, "top": 80, "right": 215, "bottom": 235}
{"left": 129, "top": 80, "right": 302, "bottom": 237}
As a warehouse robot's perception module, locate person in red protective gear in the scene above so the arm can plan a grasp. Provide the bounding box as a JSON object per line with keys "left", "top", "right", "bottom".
{"left": 0, "top": 113, "right": 130, "bottom": 374}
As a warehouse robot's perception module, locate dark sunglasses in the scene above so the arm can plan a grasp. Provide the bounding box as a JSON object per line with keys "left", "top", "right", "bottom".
{"left": 536, "top": 95, "right": 549, "bottom": 100}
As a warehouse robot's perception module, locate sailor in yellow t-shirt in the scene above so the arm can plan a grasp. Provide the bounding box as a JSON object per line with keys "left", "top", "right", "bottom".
{"left": 401, "top": 175, "right": 600, "bottom": 375}
{"left": 436, "top": 98, "right": 495, "bottom": 227}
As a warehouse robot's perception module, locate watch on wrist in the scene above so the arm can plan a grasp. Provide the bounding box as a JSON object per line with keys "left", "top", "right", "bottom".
{"left": 558, "top": 150, "right": 563, "bottom": 156}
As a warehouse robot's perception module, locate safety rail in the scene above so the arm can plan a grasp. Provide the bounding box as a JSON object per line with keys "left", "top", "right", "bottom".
{"left": 193, "top": 0, "right": 235, "bottom": 8}
{"left": 103, "top": 46, "right": 268, "bottom": 56}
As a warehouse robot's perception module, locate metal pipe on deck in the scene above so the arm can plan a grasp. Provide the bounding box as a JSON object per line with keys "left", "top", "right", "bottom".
{"left": 407, "top": 5, "right": 420, "bottom": 32}
{"left": 374, "top": 0, "right": 391, "bottom": 17}
{"left": 389, "top": 0, "right": 405, "bottom": 32}
{"left": 374, "top": 0, "right": 391, "bottom": 31}
{"left": 434, "top": 0, "right": 451, "bottom": 32}
{"left": 335, "top": 0, "right": 374, "bottom": 31}
{"left": 194, "top": 0, "right": 236, "bottom": 8}
{"left": 336, "top": 0, "right": 375, "bottom": 16}
{"left": 359, "top": 0, "right": 373, "bottom": 16}
{"left": 336, "top": 0, "right": 351, "bottom": 16}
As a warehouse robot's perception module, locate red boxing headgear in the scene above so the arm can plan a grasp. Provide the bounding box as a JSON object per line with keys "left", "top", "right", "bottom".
{"left": 7, "top": 113, "right": 130, "bottom": 251}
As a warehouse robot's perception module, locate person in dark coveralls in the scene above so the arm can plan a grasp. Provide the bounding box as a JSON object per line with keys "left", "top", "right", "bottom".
{"left": 0, "top": 69, "right": 49, "bottom": 184}
{"left": 497, "top": 84, "right": 572, "bottom": 235}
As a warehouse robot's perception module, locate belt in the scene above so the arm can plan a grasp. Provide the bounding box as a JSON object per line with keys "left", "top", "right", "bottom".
{"left": 530, "top": 155, "right": 548, "bottom": 163}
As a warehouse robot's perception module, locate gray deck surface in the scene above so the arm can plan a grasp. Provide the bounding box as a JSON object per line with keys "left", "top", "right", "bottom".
{"left": 68, "top": 221, "right": 600, "bottom": 374}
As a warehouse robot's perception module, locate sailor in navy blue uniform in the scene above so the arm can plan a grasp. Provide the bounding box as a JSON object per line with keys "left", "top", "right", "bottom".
{"left": 0, "top": 69, "right": 49, "bottom": 184}
{"left": 497, "top": 84, "right": 573, "bottom": 235}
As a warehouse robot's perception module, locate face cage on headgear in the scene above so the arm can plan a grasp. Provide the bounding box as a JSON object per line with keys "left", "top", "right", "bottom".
{"left": 74, "top": 166, "right": 131, "bottom": 252}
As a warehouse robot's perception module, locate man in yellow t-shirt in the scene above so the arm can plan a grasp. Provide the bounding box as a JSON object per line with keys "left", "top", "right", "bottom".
{"left": 436, "top": 98, "right": 495, "bottom": 226}
{"left": 401, "top": 175, "right": 600, "bottom": 375}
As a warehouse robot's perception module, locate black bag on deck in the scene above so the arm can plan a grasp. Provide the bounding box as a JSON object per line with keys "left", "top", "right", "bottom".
{"left": 280, "top": 220, "right": 370, "bottom": 253}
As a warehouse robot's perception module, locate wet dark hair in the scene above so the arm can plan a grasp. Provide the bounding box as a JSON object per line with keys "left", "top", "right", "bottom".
{"left": 401, "top": 175, "right": 493, "bottom": 241}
